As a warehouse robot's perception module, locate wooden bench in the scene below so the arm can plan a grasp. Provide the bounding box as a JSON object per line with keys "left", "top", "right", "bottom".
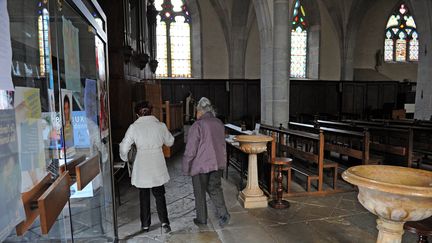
{"left": 316, "top": 120, "right": 414, "bottom": 167}
{"left": 260, "top": 124, "right": 337, "bottom": 194}
{"left": 290, "top": 121, "right": 378, "bottom": 166}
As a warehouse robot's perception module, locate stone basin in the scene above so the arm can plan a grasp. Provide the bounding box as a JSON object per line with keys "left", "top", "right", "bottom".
{"left": 342, "top": 165, "right": 432, "bottom": 243}
{"left": 234, "top": 135, "right": 273, "bottom": 154}
{"left": 234, "top": 134, "right": 273, "bottom": 208}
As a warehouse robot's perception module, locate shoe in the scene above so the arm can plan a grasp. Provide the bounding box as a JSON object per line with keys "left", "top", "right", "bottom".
{"left": 193, "top": 218, "right": 207, "bottom": 225}
{"left": 162, "top": 223, "right": 171, "bottom": 233}
{"left": 219, "top": 214, "right": 230, "bottom": 227}
{"left": 141, "top": 226, "right": 149, "bottom": 232}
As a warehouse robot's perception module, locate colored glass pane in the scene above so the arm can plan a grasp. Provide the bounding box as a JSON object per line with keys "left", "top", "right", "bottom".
{"left": 155, "top": 0, "right": 163, "bottom": 11}
{"left": 386, "top": 15, "right": 398, "bottom": 28}
{"left": 384, "top": 39, "right": 394, "bottom": 61}
{"left": 172, "top": 0, "right": 183, "bottom": 12}
{"left": 156, "top": 0, "right": 192, "bottom": 77}
{"left": 399, "top": 4, "right": 407, "bottom": 14}
{"left": 384, "top": 2, "right": 418, "bottom": 62}
{"left": 170, "top": 16, "right": 191, "bottom": 77}
{"left": 406, "top": 16, "right": 416, "bottom": 28}
{"left": 290, "top": 0, "right": 308, "bottom": 78}
{"left": 409, "top": 34, "right": 419, "bottom": 61}
{"left": 290, "top": 31, "right": 307, "bottom": 78}
{"left": 395, "top": 39, "right": 406, "bottom": 62}
{"left": 156, "top": 16, "right": 168, "bottom": 77}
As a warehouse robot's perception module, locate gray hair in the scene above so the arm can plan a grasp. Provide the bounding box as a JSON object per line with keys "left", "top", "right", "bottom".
{"left": 197, "top": 97, "right": 216, "bottom": 116}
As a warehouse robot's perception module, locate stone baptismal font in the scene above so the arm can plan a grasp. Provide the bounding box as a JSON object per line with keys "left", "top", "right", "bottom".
{"left": 342, "top": 165, "right": 432, "bottom": 243}
{"left": 234, "top": 134, "right": 273, "bottom": 208}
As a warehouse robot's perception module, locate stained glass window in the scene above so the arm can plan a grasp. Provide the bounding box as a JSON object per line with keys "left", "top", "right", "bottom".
{"left": 290, "top": 0, "right": 308, "bottom": 78}
{"left": 155, "top": 0, "right": 192, "bottom": 78}
{"left": 384, "top": 3, "right": 418, "bottom": 62}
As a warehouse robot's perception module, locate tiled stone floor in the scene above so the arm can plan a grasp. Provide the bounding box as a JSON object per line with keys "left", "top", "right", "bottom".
{"left": 116, "top": 152, "right": 417, "bottom": 243}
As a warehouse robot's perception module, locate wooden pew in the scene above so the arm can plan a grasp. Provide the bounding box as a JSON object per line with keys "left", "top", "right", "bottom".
{"left": 260, "top": 124, "right": 338, "bottom": 194}
{"left": 316, "top": 120, "right": 414, "bottom": 167}
{"left": 289, "top": 121, "right": 378, "bottom": 166}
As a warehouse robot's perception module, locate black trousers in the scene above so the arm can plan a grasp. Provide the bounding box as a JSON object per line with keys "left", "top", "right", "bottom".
{"left": 139, "top": 185, "right": 169, "bottom": 227}
{"left": 192, "top": 170, "right": 229, "bottom": 223}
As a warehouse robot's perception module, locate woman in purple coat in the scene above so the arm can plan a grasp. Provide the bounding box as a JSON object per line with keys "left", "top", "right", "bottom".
{"left": 183, "top": 97, "right": 230, "bottom": 227}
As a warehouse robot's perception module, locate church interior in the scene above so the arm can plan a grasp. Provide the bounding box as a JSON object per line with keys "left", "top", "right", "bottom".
{"left": 1, "top": 0, "right": 432, "bottom": 242}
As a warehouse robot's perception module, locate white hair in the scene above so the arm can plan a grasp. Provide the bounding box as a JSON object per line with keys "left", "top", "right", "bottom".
{"left": 197, "top": 97, "right": 216, "bottom": 116}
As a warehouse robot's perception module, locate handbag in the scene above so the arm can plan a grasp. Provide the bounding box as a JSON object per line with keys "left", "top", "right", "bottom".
{"left": 127, "top": 144, "right": 137, "bottom": 176}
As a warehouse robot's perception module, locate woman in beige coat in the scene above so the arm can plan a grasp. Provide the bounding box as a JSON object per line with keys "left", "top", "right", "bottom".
{"left": 120, "top": 101, "right": 174, "bottom": 233}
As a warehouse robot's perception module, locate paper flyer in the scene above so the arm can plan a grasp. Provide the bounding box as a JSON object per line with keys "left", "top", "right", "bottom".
{"left": 62, "top": 16, "right": 81, "bottom": 92}
{"left": 0, "top": 109, "right": 25, "bottom": 242}
{"left": 14, "top": 87, "right": 47, "bottom": 192}
{"left": 61, "top": 89, "right": 75, "bottom": 158}
{"left": 72, "top": 111, "right": 90, "bottom": 148}
{"left": 0, "top": 0, "right": 14, "bottom": 91}
{"left": 84, "top": 79, "right": 98, "bottom": 124}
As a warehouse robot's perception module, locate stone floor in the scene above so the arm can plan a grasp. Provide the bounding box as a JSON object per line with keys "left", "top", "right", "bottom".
{"left": 116, "top": 152, "right": 417, "bottom": 243}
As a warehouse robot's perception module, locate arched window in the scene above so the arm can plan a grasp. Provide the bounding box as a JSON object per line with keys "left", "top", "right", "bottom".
{"left": 290, "top": 0, "right": 308, "bottom": 78}
{"left": 155, "top": 0, "right": 192, "bottom": 78}
{"left": 384, "top": 3, "right": 418, "bottom": 62}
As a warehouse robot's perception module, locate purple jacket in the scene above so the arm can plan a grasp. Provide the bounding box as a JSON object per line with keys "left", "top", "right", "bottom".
{"left": 183, "top": 112, "right": 227, "bottom": 176}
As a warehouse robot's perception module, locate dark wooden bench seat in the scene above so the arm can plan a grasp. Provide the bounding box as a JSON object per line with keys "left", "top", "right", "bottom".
{"left": 260, "top": 124, "right": 340, "bottom": 194}
{"left": 290, "top": 160, "right": 319, "bottom": 192}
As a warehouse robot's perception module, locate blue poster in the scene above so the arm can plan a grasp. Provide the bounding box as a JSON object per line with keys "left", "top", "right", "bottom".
{"left": 72, "top": 111, "right": 90, "bottom": 148}
{"left": 0, "top": 109, "right": 25, "bottom": 242}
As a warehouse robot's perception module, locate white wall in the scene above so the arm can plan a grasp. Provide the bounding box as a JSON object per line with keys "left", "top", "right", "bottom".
{"left": 354, "top": 0, "right": 418, "bottom": 81}
{"left": 318, "top": 0, "right": 341, "bottom": 80}
{"left": 200, "top": 0, "right": 229, "bottom": 78}
{"left": 245, "top": 18, "right": 261, "bottom": 79}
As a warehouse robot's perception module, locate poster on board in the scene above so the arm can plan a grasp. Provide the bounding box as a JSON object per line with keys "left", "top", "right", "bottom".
{"left": 0, "top": 109, "right": 25, "bottom": 242}
{"left": 61, "top": 89, "right": 75, "bottom": 158}
{"left": 62, "top": 16, "right": 80, "bottom": 92}
{"left": 14, "top": 86, "right": 47, "bottom": 192}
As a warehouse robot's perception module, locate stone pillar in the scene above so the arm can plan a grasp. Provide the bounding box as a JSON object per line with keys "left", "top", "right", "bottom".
{"left": 272, "top": 0, "right": 291, "bottom": 126}
{"left": 252, "top": 0, "right": 273, "bottom": 125}
{"left": 261, "top": 44, "right": 274, "bottom": 125}
{"left": 413, "top": 0, "right": 432, "bottom": 120}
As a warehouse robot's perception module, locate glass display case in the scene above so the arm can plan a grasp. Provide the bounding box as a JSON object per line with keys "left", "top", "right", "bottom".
{"left": 2, "top": 0, "right": 116, "bottom": 241}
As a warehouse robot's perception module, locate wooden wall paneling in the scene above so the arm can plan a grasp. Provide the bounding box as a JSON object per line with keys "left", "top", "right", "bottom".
{"left": 325, "top": 83, "right": 339, "bottom": 115}
{"left": 230, "top": 81, "right": 246, "bottom": 122}
{"left": 354, "top": 84, "right": 366, "bottom": 116}
{"left": 381, "top": 83, "right": 398, "bottom": 106}
{"left": 213, "top": 83, "right": 229, "bottom": 119}
{"left": 289, "top": 81, "right": 301, "bottom": 117}
{"left": 342, "top": 83, "right": 355, "bottom": 114}
{"left": 366, "top": 83, "right": 379, "bottom": 110}
{"left": 246, "top": 82, "right": 260, "bottom": 125}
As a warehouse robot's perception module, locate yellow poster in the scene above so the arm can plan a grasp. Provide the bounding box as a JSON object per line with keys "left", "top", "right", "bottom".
{"left": 14, "top": 87, "right": 47, "bottom": 192}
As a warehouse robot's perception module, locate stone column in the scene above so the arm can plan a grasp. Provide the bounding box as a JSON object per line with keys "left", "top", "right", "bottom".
{"left": 252, "top": 0, "right": 273, "bottom": 125}
{"left": 413, "top": 1, "right": 432, "bottom": 120}
{"left": 272, "top": 0, "right": 291, "bottom": 126}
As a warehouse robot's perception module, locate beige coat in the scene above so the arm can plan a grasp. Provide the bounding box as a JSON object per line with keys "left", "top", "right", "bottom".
{"left": 119, "top": 116, "right": 174, "bottom": 188}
